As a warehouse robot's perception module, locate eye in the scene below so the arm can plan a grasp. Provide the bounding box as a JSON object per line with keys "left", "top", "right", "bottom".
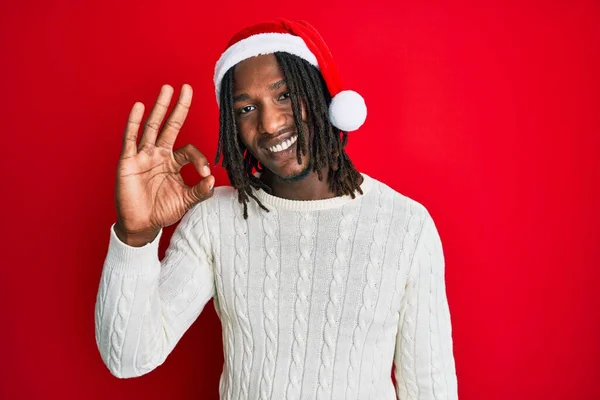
{"left": 278, "top": 92, "right": 291, "bottom": 101}
{"left": 238, "top": 105, "right": 255, "bottom": 115}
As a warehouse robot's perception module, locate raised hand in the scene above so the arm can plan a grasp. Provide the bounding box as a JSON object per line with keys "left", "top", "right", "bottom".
{"left": 114, "top": 84, "right": 214, "bottom": 246}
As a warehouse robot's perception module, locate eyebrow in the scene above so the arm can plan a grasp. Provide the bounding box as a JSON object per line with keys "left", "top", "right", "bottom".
{"left": 269, "top": 79, "right": 286, "bottom": 90}
{"left": 233, "top": 93, "right": 249, "bottom": 103}
{"left": 233, "top": 79, "right": 287, "bottom": 103}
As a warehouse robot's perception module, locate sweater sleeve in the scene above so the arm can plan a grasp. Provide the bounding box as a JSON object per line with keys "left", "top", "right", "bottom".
{"left": 393, "top": 212, "right": 458, "bottom": 399}
{"left": 94, "top": 202, "right": 215, "bottom": 379}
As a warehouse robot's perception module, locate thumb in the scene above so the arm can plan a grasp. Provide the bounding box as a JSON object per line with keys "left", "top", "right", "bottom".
{"left": 186, "top": 175, "right": 215, "bottom": 206}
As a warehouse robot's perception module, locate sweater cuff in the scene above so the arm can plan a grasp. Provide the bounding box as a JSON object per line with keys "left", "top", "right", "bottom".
{"left": 105, "top": 222, "right": 164, "bottom": 277}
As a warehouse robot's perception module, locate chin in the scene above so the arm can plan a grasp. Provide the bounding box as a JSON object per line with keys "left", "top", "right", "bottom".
{"left": 264, "top": 162, "right": 313, "bottom": 183}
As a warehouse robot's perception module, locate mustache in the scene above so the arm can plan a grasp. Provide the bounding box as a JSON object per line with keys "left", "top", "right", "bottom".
{"left": 259, "top": 126, "right": 296, "bottom": 147}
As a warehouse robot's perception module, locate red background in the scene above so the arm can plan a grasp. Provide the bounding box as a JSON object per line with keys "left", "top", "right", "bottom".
{"left": 1, "top": 1, "right": 598, "bottom": 399}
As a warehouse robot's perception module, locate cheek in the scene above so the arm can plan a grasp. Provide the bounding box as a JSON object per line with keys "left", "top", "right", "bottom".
{"left": 236, "top": 119, "right": 255, "bottom": 146}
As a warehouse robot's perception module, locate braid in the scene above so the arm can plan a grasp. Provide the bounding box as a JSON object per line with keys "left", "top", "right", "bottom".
{"left": 215, "top": 52, "right": 363, "bottom": 219}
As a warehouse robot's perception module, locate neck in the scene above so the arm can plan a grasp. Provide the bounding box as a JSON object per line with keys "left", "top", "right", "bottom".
{"left": 261, "top": 167, "right": 336, "bottom": 201}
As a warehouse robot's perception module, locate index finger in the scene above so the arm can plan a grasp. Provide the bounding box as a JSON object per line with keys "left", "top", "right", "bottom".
{"left": 155, "top": 84, "right": 193, "bottom": 150}
{"left": 121, "top": 102, "right": 145, "bottom": 158}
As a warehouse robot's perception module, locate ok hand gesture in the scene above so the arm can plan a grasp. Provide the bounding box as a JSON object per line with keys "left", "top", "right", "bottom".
{"left": 114, "top": 84, "right": 214, "bottom": 246}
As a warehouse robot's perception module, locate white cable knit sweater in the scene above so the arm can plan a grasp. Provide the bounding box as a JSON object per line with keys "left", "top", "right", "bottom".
{"left": 95, "top": 173, "right": 458, "bottom": 399}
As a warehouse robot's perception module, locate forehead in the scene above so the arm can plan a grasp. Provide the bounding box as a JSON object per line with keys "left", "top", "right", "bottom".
{"left": 233, "top": 54, "right": 284, "bottom": 92}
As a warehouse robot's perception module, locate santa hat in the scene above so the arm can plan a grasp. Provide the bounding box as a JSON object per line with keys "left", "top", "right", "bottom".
{"left": 213, "top": 18, "right": 367, "bottom": 132}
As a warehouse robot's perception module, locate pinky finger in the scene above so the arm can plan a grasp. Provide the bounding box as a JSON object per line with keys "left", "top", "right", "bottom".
{"left": 121, "top": 102, "right": 145, "bottom": 158}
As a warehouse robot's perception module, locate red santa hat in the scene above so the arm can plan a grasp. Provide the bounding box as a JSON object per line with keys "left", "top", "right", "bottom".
{"left": 213, "top": 18, "right": 367, "bottom": 132}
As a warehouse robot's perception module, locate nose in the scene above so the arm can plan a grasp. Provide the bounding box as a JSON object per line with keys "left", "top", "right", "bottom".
{"left": 258, "top": 103, "right": 287, "bottom": 135}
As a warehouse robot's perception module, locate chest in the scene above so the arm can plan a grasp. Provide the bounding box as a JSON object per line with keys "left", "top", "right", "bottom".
{"left": 207, "top": 205, "right": 417, "bottom": 335}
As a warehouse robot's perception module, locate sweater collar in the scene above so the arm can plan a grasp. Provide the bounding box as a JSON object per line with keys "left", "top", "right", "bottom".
{"left": 253, "top": 173, "right": 373, "bottom": 212}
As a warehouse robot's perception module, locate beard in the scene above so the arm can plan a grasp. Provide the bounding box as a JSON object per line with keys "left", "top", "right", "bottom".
{"left": 258, "top": 138, "right": 314, "bottom": 183}
{"left": 253, "top": 124, "right": 315, "bottom": 183}
{"left": 274, "top": 159, "right": 313, "bottom": 182}
{"left": 252, "top": 151, "right": 314, "bottom": 184}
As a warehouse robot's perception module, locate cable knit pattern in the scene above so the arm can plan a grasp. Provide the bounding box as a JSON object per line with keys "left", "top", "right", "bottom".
{"left": 367, "top": 198, "right": 415, "bottom": 398}
{"left": 258, "top": 207, "right": 279, "bottom": 400}
{"left": 345, "top": 184, "right": 393, "bottom": 399}
{"left": 314, "top": 203, "right": 354, "bottom": 400}
{"left": 94, "top": 173, "right": 458, "bottom": 399}
{"left": 395, "top": 209, "right": 458, "bottom": 400}
{"left": 108, "top": 275, "right": 136, "bottom": 375}
{"left": 209, "top": 198, "right": 235, "bottom": 400}
{"left": 161, "top": 218, "right": 209, "bottom": 317}
{"left": 135, "top": 290, "right": 163, "bottom": 375}
{"left": 232, "top": 196, "right": 253, "bottom": 400}
{"left": 94, "top": 271, "right": 109, "bottom": 347}
{"left": 285, "top": 211, "right": 316, "bottom": 400}
{"left": 397, "top": 213, "right": 423, "bottom": 400}
{"left": 425, "top": 216, "right": 451, "bottom": 398}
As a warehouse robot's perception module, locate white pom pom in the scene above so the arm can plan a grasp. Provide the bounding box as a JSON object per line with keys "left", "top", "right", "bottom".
{"left": 328, "top": 90, "right": 367, "bottom": 132}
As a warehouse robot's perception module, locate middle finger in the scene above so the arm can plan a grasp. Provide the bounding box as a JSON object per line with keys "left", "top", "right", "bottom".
{"left": 138, "top": 84, "right": 175, "bottom": 148}
{"left": 156, "top": 84, "right": 193, "bottom": 150}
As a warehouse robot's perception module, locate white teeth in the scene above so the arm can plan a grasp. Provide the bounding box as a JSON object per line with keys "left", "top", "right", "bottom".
{"left": 269, "top": 135, "right": 297, "bottom": 153}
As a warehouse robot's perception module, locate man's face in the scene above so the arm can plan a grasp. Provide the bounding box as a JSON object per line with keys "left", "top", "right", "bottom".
{"left": 233, "top": 54, "right": 312, "bottom": 181}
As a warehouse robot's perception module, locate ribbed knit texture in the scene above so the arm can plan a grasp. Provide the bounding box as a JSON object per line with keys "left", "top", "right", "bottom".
{"left": 95, "top": 173, "right": 458, "bottom": 399}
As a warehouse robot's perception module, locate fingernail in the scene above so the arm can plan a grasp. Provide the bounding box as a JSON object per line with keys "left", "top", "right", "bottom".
{"left": 202, "top": 165, "right": 210, "bottom": 176}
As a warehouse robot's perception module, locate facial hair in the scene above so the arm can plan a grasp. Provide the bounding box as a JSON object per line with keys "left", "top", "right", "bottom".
{"left": 277, "top": 160, "right": 313, "bottom": 182}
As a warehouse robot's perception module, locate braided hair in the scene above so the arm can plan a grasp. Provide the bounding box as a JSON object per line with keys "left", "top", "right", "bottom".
{"left": 215, "top": 51, "right": 363, "bottom": 219}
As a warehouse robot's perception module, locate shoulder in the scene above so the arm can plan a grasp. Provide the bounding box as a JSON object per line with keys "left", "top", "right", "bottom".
{"left": 363, "top": 174, "right": 445, "bottom": 265}
{"left": 212, "top": 185, "right": 237, "bottom": 200}
{"left": 363, "top": 174, "right": 430, "bottom": 219}
{"left": 361, "top": 173, "right": 435, "bottom": 240}
{"left": 185, "top": 185, "right": 238, "bottom": 218}
{"left": 203, "top": 185, "right": 237, "bottom": 206}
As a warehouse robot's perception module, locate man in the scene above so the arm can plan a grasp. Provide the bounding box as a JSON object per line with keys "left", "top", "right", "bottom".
{"left": 95, "top": 18, "right": 458, "bottom": 400}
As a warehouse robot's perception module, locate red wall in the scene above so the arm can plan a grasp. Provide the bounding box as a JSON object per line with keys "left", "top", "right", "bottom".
{"left": 1, "top": 1, "right": 598, "bottom": 399}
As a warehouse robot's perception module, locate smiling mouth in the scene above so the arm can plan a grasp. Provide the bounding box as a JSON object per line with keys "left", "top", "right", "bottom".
{"left": 267, "top": 134, "right": 298, "bottom": 153}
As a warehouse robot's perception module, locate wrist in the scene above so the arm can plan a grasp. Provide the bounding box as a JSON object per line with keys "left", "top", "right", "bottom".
{"left": 114, "top": 222, "right": 160, "bottom": 247}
